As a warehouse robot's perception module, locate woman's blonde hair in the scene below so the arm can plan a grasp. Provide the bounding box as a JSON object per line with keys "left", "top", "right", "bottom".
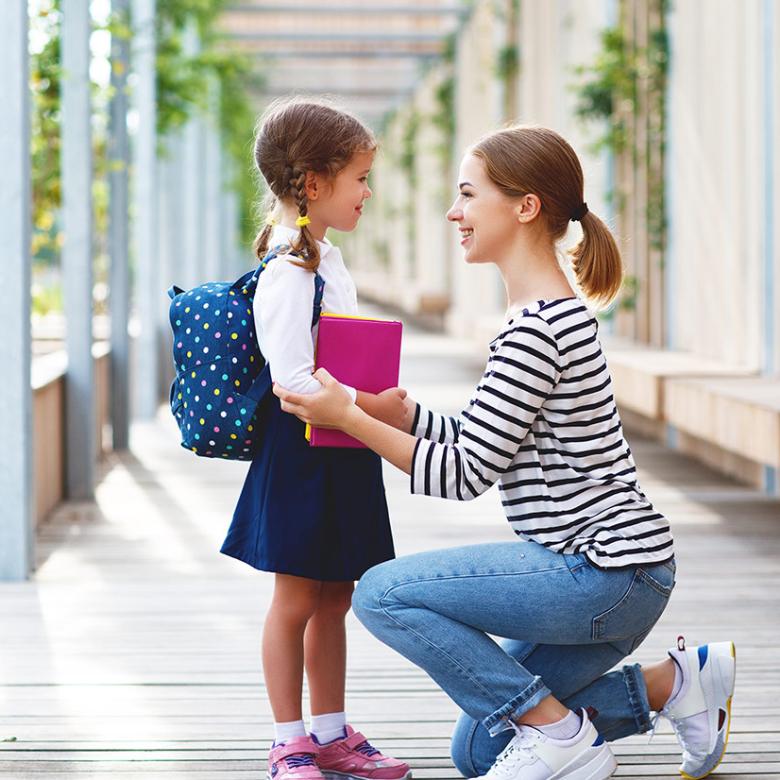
{"left": 471, "top": 125, "right": 623, "bottom": 308}
{"left": 252, "top": 97, "right": 376, "bottom": 272}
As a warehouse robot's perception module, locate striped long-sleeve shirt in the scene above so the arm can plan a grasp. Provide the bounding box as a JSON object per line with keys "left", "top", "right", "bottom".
{"left": 410, "top": 296, "right": 673, "bottom": 569}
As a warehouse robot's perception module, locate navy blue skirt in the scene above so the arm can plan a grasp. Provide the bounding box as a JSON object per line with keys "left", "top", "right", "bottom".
{"left": 221, "top": 393, "right": 395, "bottom": 581}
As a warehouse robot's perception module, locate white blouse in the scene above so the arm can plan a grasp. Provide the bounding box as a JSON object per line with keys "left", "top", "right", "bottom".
{"left": 253, "top": 224, "right": 358, "bottom": 400}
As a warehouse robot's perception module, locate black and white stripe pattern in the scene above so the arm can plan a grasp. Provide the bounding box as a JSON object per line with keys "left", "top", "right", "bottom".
{"left": 410, "top": 297, "right": 673, "bottom": 569}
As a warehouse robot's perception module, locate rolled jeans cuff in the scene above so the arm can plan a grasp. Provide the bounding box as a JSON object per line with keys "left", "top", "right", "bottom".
{"left": 482, "top": 675, "right": 552, "bottom": 736}
{"left": 623, "top": 663, "right": 652, "bottom": 734}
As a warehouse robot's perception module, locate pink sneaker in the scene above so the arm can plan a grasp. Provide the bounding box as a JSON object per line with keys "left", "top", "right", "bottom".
{"left": 267, "top": 736, "right": 325, "bottom": 780}
{"left": 315, "top": 725, "right": 411, "bottom": 780}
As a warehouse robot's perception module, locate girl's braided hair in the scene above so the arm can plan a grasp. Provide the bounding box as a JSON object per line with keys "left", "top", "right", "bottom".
{"left": 252, "top": 97, "right": 376, "bottom": 272}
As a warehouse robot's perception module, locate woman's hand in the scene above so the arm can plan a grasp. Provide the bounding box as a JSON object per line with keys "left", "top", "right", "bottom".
{"left": 276, "top": 368, "right": 418, "bottom": 474}
{"left": 274, "top": 368, "right": 357, "bottom": 429}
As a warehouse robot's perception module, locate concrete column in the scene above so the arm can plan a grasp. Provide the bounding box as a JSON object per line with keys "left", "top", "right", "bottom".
{"left": 132, "top": 0, "right": 159, "bottom": 418}
{"left": 203, "top": 79, "right": 223, "bottom": 281}
{"left": 62, "top": 0, "right": 96, "bottom": 498}
{"left": 0, "top": 1, "right": 33, "bottom": 580}
{"left": 109, "top": 0, "right": 131, "bottom": 450}
{"left": 181, "top": 25, "right": 205, "bottom": 287}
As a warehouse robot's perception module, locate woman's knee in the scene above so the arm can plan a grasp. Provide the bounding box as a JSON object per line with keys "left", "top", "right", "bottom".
{"left": 450, "top": 714, "right": 511, "bottom": 778}
{"left": 450, "top": 714, "right": 479, "bottom": 778}
{"left": 352, "top": 560, "right": 396, "bottom": 626}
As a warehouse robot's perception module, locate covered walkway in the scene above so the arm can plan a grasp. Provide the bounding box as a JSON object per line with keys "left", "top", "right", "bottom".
{"left": 2, "top": 317, "right": 779, "bottom": 778}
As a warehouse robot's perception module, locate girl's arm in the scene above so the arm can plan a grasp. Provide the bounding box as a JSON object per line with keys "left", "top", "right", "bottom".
{"left": 258, "top": 259, "right": 406, "bottom": 426}
{"left": 257, "top": 259, "right": 354, "bottom": 398}
{"left": 274, "top": 315, "right": 562, "bottom": 501}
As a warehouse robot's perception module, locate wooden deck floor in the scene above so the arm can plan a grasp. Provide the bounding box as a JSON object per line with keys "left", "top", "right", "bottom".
{"left": 2, "top": 317, "right": 780, "bottom": 779}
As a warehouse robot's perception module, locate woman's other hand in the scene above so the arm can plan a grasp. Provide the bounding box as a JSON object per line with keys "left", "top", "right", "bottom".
{"left": 274, "top": 368, "right": 355, "bottom": 429}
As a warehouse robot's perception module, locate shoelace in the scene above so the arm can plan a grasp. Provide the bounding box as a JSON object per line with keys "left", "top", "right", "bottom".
{"left": 648, "top": 709, "right": 702, "bottom": 762}
{"left": 484, "top": 730, "right": 540, "bottom": 779}
{"left": 354, "top": 740, "right": 382, "bottom": 758}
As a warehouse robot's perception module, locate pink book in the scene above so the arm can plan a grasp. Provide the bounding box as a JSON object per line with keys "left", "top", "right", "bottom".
{"left": 307, "top": 313, "right": 403, "bottom": 448}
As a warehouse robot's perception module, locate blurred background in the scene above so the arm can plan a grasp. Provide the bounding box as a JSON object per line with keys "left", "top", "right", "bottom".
{"left": 2, "top": 0, "right": 779, "bottom": 581}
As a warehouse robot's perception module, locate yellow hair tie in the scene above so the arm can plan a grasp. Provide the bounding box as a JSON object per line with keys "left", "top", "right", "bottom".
{"left": 296, "top": 215, "right": 312, "bottom": 228}
{"left": 265, "top": 216, "right": 278, "bottom": 227}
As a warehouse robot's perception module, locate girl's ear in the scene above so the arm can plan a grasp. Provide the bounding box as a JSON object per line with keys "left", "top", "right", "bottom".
{"left": 305, "top": 170, "right": 323, "bottom": 202}
{"left": 514, "top": 193, "right": 542, "bottom": 223}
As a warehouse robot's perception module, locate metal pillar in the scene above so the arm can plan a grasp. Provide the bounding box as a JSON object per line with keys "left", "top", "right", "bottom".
{"left": 132, "top": 0, "right": 159, "bottom": 419}
{"left": 62, "top": 0, "right": 96, "bottom": 499}
{"left": 109, "top": 0, "right": 131, "bottom": 450}
{"left": 182, "top": 24, "right": 206, "bottom": 287}
{"left": 203, "top": 81, "right": 223, "bottom": 282}
{"left": 0, "top": 1, "right": 33, "bottom": 580}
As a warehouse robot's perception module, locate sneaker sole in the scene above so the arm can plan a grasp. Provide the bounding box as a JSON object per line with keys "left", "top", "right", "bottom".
{"left": 550, "top": 742, "right": 618, "bottom": 780}
{"left": 320, "top": 771, "right": 412, "bottom": 780}
{"left": 680, "top": 641, "right": 736, "bottom": 780}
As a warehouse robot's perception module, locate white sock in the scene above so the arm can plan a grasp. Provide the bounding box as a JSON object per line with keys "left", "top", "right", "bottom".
{"left": 667, "top": 657, "right": 684, "bottom": 705}
{"left": 536, "top": 710, "right": 582, "bottom": 741}
{"left": 310, "top": 711, "right": 347, "bottom": 744}
{"left": 275, "top": 719, "right": 307, "bottom": 744}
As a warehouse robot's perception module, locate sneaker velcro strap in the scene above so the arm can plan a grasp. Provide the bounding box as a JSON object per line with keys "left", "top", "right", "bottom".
{"left": 276, "top": 743, "right": 319, "bottom": 761}
{"left": 342, "top": 731, "right": 371, "bottom": 750}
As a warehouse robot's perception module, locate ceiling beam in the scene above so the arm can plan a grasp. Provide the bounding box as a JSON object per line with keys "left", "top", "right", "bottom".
{"left": 222, "top": 31, "right": 447, "bottom": 43}
{"left": 223, "top": 3, "right": 465, "bottom": 14}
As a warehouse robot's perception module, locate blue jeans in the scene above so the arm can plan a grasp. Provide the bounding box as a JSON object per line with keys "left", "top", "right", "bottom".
{"left": 351, "top": 541, "right": 675, "bottom": 777}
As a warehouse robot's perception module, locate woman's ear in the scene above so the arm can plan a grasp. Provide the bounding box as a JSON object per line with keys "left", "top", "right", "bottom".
{"left": 515, "top": 193, "right": 542, "bottom": 223}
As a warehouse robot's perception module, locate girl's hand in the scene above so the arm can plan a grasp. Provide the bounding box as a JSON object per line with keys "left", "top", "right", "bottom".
{"left": 274, "top": 368, "right": 355, "bottom": 429}
{"left": 358, "top": 387, "right": 412, "bottom": 431}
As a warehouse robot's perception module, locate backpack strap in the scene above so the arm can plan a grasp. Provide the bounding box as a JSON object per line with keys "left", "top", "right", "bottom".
{"left": 311, "top": 272, "right": 325, "bottom": 327}
{"left": 243, "top": 248, "right": 325, "bottom": 404}
{"left": 167, "top": 284, "right": 184, "bottom": 300}
{"left": 251, "top": 243, "right": 326, "bottom": 326}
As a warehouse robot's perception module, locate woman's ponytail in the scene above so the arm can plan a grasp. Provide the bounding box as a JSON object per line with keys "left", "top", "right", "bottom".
{"left": 569, "top": 210, "right": 623, "bottom": 308}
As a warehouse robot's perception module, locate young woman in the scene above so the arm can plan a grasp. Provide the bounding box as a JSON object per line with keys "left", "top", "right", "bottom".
{"left": 272, "top": 125, "right": 736, "bottom": 780}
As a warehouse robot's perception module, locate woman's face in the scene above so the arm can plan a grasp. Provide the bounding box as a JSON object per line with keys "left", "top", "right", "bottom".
{"left": 446, "top": 153, "right": 520, "bottom": 265}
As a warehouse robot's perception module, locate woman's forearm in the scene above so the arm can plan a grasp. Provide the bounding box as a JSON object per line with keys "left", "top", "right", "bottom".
{"left": 343, "top": 405, "right": 417, "bottom": 474}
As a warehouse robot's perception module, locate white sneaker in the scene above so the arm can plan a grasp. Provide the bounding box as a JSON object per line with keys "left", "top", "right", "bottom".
{"left": 660, "top": 637, "right": 736, "bottom": 779}
{"left": 470, "top": 708, "right": 616, "bottom": 780}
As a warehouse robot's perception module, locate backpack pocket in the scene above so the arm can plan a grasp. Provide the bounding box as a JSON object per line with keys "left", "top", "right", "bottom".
{"left": 173, "top": 356, "right": 266, "bottom": 459}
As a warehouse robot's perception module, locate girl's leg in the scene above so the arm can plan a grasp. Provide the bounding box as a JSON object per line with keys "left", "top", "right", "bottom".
{"left": 305, "top": 581, "right": 413, "bottom": 780}
{"left": 263, "top": 573, "right": 323, "bottom": 723}
{"left": 352, "top": 543, "right": 673, "bottom": 739}
{"left": 304, "top": 580, "right": 354, "bottom": 716}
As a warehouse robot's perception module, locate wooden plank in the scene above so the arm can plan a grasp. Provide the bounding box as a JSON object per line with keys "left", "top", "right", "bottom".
{"left": 2, "top": 311, "right": 779, "bottom": 777}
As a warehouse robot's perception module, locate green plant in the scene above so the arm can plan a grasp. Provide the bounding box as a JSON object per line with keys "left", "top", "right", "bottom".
{"left": 399, "top": 110, "right": 420, "bottom": 186}
{"left": 30, "top": 0, "right": 63, "bottom": 265}
{"left": 432, "top": 72, "right": 455, "bottom": 194}
{"left": 572, "top": 1, "right": 669, "bottom": 300}
{"left": 573, "top": 27, "right": 637, "bottom": 155}
{"left": 495, "top": 44, "right": 519, "bottom": 82}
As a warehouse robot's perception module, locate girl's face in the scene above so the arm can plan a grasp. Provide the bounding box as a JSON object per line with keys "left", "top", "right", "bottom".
{"left": 446, "top": 153, "right": 521, "bottom": 264}
{"left": 310, "top": 149, "right": 374, "bottom": 233}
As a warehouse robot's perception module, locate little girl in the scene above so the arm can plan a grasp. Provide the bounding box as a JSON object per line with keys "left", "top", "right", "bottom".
{"left": 221, "top": 98, "right": 412, "bottom": 780}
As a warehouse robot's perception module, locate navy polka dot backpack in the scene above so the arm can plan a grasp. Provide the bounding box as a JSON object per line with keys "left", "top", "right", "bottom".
{"left": 167, "top": 244, "right": 324, "bottom": 460}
